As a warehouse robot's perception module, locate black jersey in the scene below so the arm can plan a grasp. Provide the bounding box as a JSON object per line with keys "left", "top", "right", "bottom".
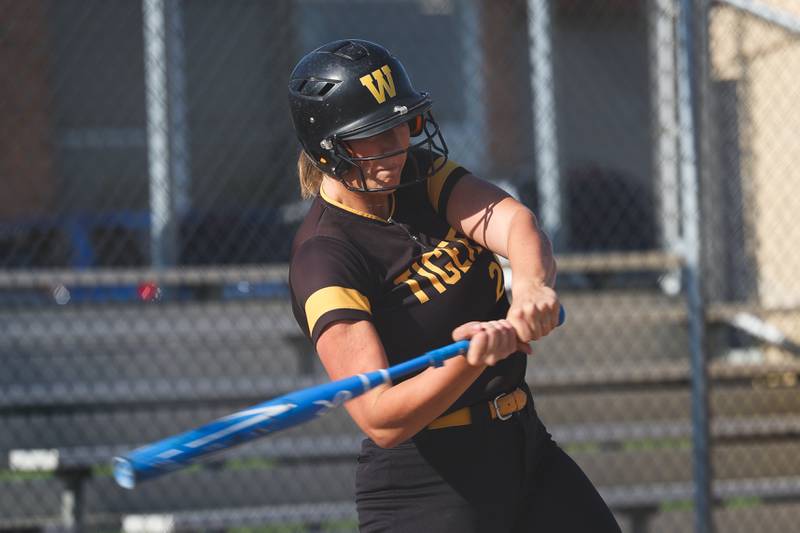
{"left": 289, "top": 149, "right": 526, "bottom": 413}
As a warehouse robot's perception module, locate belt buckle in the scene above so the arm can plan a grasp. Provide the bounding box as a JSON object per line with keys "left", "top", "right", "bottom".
{"left": 493, "top": 392, "right": 514, "bottom": 421}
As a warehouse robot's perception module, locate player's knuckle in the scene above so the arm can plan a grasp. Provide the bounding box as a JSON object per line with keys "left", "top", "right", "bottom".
{"left": 472, "top": 332, "right": 485, "bottom": 347}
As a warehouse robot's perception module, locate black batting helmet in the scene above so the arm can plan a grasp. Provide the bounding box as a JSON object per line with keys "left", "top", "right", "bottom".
{"left": 288, "top": 39, "right": 448, "bottom": 192}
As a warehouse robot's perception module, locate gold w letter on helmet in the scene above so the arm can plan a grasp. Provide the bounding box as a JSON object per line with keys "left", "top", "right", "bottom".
{"left": 359, "top": 65, "right": 396, "bottom": 104}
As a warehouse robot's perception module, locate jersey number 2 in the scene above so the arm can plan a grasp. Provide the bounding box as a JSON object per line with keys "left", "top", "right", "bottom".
{"left": 488, "top": 261, "right": 504, "bottom": 302}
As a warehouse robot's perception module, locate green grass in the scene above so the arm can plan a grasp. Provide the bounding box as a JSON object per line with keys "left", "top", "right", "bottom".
{"left": 88, "top": 456, "right": 276, "bottom": 480}
{"left": 0, "top": 469, "right": 54, "bottom": 481}
{"left": 92, "top": 463, "right": 113, "bottom": 477}
{"left": 658, "top": 497, "right": 765, "bottom": 513}
{"left": 723, "top": 496, "right": 761, "bottom": 509}
{"left": 564, "top": 437, "right": 691, "bottom": 455}
{"left": 225, "top": 457, "right": 277, "bottom": 471}
{"left": 563, "top": 442, "right": 602, "bottom": 454}
{"left": 622, "top": 437, "right": 691, "bottom": 452}
{"left": 228, "top": 519, "right": 358, "bottom": 533}
{"left": 660, "top": 499, "right": 694, "bottom": 512}
{"left": 229, "top": 526, "right": 308, "bottom": 533}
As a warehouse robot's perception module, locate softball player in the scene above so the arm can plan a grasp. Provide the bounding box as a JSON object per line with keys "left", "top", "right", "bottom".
{"left": 287, "top": 39, "right": 620, "bottom": 532}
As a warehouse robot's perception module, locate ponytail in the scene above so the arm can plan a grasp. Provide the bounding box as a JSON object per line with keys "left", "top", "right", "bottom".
{"left": 297, "top": 150, "right": 327, "bottom": 199}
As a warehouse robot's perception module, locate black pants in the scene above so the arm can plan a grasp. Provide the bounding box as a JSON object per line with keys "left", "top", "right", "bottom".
{"left": 355, "top": 396, "right": 620, "bottom": 532}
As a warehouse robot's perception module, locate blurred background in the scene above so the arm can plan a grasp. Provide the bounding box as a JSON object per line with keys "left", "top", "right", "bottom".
{"left": 1, "top": 0, "right": 799, "bottom": 531}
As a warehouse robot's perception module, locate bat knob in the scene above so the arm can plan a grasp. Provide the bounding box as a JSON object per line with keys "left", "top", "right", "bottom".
{"left": 112, "top": 457, "right": 136, "bottom": 489}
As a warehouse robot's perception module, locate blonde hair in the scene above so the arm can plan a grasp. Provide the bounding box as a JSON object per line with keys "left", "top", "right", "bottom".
{"left": 297, "top": 150, "right": 327, "bottom": 199}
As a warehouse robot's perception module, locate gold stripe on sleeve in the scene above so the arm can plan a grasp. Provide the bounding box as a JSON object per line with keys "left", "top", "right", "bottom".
{"left": 426, "top": 157, "right": 461, "bottom": 213}
{"left": 305, "top": 286, "right": 372, "bottom": 335}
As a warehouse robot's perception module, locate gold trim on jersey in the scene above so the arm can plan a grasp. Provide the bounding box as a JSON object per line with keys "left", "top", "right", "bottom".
{"left": 305, "top": 285, "right": 372, "bottom": 335}
{"left": 319, "top": 187, "right": 396, "bottom": 223}
{"left": 427, "top": 157, "right": 461, "bottom": 213}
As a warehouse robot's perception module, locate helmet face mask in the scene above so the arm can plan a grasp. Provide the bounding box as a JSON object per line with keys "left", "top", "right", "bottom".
{"left": 288, "top": 39, "right": 449, "bottom": 193}
{"left": 333, "top": 111, "right": 449, "bottom": 193}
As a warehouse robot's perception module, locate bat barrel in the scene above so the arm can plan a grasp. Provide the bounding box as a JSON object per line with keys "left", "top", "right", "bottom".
{"left": 111, "top": 374, "right": 379, "bottom": 489}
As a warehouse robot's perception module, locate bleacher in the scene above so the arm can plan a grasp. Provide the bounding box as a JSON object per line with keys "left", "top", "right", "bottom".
{"left": 1, "top": 264, "right": 800, "bottom": 532}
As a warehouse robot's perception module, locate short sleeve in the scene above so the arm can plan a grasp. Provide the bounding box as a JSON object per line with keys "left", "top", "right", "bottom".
{"left": 426, "top": 156, "right": 469, "bottom": 215}
{"left": 289, "top": 237, "right": 374, "bottom": 345}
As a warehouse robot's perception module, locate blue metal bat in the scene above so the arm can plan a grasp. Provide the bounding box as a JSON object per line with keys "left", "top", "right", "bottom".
{"left": 113, "top": 307, "right": 565, "bottom": 489}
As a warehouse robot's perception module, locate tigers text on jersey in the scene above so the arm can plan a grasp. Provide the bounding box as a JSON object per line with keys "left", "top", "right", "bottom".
{"left": 289, "top": 150, "right": 526, "bottom": 412}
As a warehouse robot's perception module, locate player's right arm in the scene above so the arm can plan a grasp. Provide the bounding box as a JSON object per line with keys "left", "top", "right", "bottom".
{"left": 317, "top": 319, "right": 518, "bottom": 448}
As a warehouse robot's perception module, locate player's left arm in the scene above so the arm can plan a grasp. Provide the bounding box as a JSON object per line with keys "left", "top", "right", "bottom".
{"left": 445, "top": 173, "right": 560, "bottom": 341}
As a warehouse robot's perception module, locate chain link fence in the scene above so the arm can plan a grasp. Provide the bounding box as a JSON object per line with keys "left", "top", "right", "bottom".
{"left": 1, "top": 1, "right": 799, "bottom": 532}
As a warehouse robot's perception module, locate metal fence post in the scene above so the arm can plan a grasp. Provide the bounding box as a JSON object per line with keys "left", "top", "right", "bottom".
{"left": 143, "top": 0, "right": 189, "bottom": 268}
{"left": 527, "top": 0, "right": 563, "bottom": 248}
{"left": 649, "top": 0, "right": 682, "bottom": 295}
{"left": 677, "top": 0, "right": 713, "bottom": 531}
